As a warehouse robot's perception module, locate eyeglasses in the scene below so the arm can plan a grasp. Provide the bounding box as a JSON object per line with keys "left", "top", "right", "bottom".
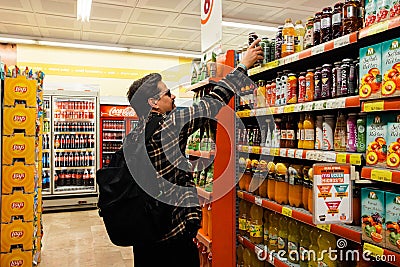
{"left": 159, "top": 89, "right": 171, "bottom": 98}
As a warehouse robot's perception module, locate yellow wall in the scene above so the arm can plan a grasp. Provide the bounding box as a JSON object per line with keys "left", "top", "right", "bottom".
{"left": 17, "top": 44, "right": 193, "bottom": 98}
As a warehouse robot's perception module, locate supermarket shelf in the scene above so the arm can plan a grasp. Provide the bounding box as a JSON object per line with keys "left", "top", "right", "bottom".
{"left": 361, "top": 98, "right": 400, "bottom": 112}
{"left": 361, "top": 167, "right": 400, "bottom": 184}
{"left": 363, "top": 242, "right": 400, "bottom": 267}
{"left": 237, "top": 96, "right": 360, "bottom": 118}
{"left": 237, "top": 235, "right": 297, "bottom": 267}
{"left": 54, "top": 166, "right": 95, "bottom": 170}
{"left": 237, "top": 190, "right": 362, "bottom": 244}
{"left": 359, "top": 16, "right": 400, "bottom": 39}
{"left": 54, "top": 148, "right": 94, "bottom": 152}
{"left": 186, "top": 149, "right": 215, "bottom": 159}
{"left": 197, "top": 186, "right": 212, "bottom": 200}
{"left": 54, "top": 132, "right": 94, "bottom": 135}
{"left": 102, "top": 129, "right": 125, "bottom": 132}
{"left": 237, "top": 145, "right": 364, "bottom": 166}
{"left": 54, "top": 186, "right": 95, "bottom": 193}
{"left": 197, "top": 230, "right": 212, "bottom": 250}
{"left": 248, "top": 32, "right": 358, "bottom": 76}
{"left": 184, "top": 77, "right": 222, "bottom": 92}
{"left": 56, "top": 119, "right": 95, "bottom": 122}
{"left": 103, "top": 139, "right": 123, "bottom": 142}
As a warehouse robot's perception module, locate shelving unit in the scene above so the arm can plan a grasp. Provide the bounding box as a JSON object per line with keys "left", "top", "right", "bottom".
{"left": 186, "top": 149, "right": 215, "bottom": 159}
{"left": 361, "top": 167, "right": 400, "bottom": 184}
{"left": 362, "top": 242, "right": 400, "bottom": 267}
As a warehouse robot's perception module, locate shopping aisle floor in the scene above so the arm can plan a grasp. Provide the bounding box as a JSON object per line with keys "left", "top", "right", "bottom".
{"left": 39, "top": 209, "right": 134, "bottom": 267}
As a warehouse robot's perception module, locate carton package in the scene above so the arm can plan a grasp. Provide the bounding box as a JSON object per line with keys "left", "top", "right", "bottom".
{"left": 385, "top": 191, "right": 400, "bottom": 253}
{"left": 360, "top": 43, "right": 382, "bottom": 100}
{"left": 382, "top": 38, "right": 400, "bottom": 98}
{"left": 361, "top": 188, "right": 386, "bottom": 246}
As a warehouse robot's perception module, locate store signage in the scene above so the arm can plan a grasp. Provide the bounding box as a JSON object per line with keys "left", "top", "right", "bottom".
{"left": 100, "top": 105, "right": 137, "bottom": 118}
{"left": 313, "top": 164, "right": 352, "bottom": 225}
{"left": 201, "top": 0, "right": 222, "bottom": 53}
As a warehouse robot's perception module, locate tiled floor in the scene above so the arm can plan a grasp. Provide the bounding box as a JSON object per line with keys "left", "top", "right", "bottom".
{"left": 39, "top": 209, "right": 134, "bottom": 267}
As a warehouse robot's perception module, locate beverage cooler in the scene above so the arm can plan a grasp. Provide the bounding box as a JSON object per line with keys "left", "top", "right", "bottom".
{"left": 100, "top": 103, "right": 138, "bottom": 168}
{"left": 42, "top": 90, "right": 100, "bottom": 210}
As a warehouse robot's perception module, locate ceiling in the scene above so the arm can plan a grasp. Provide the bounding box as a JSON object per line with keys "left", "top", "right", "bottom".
{"left": 0, "top": 0, "right": 338, "bottom": 55}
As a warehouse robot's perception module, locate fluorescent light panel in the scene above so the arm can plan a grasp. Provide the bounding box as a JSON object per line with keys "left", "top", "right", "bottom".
{"left": 222, "top": 21, "right": 277, "bottom": 32}
{"left": 77, "top": 0, "right": 92, "bottom": 22}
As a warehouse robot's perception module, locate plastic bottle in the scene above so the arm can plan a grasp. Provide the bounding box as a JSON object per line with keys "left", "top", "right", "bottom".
{"left": 303, "top": 113, "right": 315, "bottom": 150}
{"left": 288, "top": 164, "right": 303, "bottom": 208}
{"left": 258, "top": 160, "right": 268, "bottom": 198}
{"left": 304, "top": 17, "right": 314, "bottom": 49}
{"left": 243, "top": 247, "right": 252, "bottom": 267}
{"left": 298, "top": 114, "right": 304, "bottom": 149}
{"left": 263, "top": 210, "right": 270, "bottom": 245}
{"left": 274, "top": 163, "right": 289, "bottom": 205}
{"left": 323, "top": 115, "right": 336, "bottom": 151}
{"left": 238, "top": 200, "right": 249, "bottom": 236}
{"left": 278, "top": 215, "right": 289, "bottom": 258}
{"left": 317, "top": 231, "right": 337, "bottom": 267}
{"left": 357, "top": 113, "right": 366, "bottom": 153}
{"left": 305, "top": 69, "right": 315, "bottom": 102}
{"left": 282, "top": 18, "right": 295, "bottom": 57}
{"left": 294, "top": 20, "right": 305, "bottom": 53}
{"left": 237, "top": 244, "right": 245, "bottom": 267}
{"left": 249, "top": 204, "right": 263, "bottom": 244}
{"left": 288, "top": 220, "right": 301, "bottom": 264}
{"left": 315, "top": 116, "right": 324, "bottom": 150}
{"left": 299, "top": 224, "right": 312, "bottom": 267}
{"left": 308, "top": 228, "right": 321, "bottom": 267}
{"left": 346, "top": 113, "right": 358, "bottom": 152}
{"left": 268, "top": 213, "right": 280, "bottom": 251}
{"left": 298, "top": 72, "right": 307, "bottom": 103}
{"left": 334, "top": 112, "right": 347, "bottom": 152}
{"left": 267, "top": 162, "right": 276, "bottom": 201}
{"left": 302, "top": 166, "right": 311, "bottom": 211}
{"left": 307, "top": 168, "right": 314, "bottom": 214}
{"left": 286, "top": 115, "right": 297, "bottom": 149}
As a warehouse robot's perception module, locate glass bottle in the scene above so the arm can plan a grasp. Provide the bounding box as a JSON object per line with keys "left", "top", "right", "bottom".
{"left": 346, "top": 113, "right": 358, "bottom": 152}
{"left": 342, "top": 0, "right": 359, "bottom": 34}
{"left": 298, "top": 72, "right": 307, "bottom": 103}
{"left": 286, "top": 115, "right": 297, "bottom": 149}
{"left": 305, "top": 69, "right": 315, "bottom": 102}
{"left": 320, "top": 7, "right": 333, "bottom": 43}
{"left": 332, "top": 61, "right": 342, "bottom": 98}
{"left": 294, "top": 20, "right": 305, "bottom": 52}
{"left": 303, "top": 113, "right": 315, "bottom": 150}
{"left": 332, "top": 2, "right": 344, "bottom": 39}
{"left": 314, "top": 67, "right": 322, "bottom": 100}
{"left": 304, "top": 17, "right": 314, "bottom": 49}
{"left": 356, "top": 0, "right": 364, "bottom": 30}
{"left": 334, "top": 112, "right": 347, "bottom": 152}
{"left": 313, "top": 12, "right": 322, "bottom": 46}
{"left": 282, "top": 18, "right": 295, "bottom": 57}
{"left": 340, "top": 59, "right": 352, "bottom": 97}
{"left": 275, "top": 26, "right": 284, "bottom": 59}
{"left": 323, "top": 115, "right": 336, "bottom": 151}
{"left": 321, "top": 64, "right": 332, "bottom": 99}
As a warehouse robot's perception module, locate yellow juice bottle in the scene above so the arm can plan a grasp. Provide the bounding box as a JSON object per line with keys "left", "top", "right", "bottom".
{"left": 249, "top": 203, "right": 264, "bottom": 244}
{"left": 268, "top": 213, "right": 280, "bottom": 252}
{"left": 299, "top": 224, "right": 312, "bottom": 267}
{"left": 282, "top": 18, "right": 295, "bottom": 57}
{"left": 258, "top": 160, "right": 268, "bottom": 198}
{"left": 307, "top": 167, "right": 314, "bottom": 214}
{"left": 308, "top": 228, "right": 321, "bottom": 267}
{"left": 243, "top": 247, "right": 252, "bottom": 267}
{"left": 246, "top": 201, "right": 252, "bottom": 238}
{"left": 317, "top": 231, "right": 337, "bottom": 267}
{"left": 237, "top": 244, "right": 245, "bottom": 267}
{"left": 303, "top": 113, "right": 315, "bottom": 149}
{"left": 263, "top": 210, "right": 270, "bottom": 246}
{"left": 288, "top": 220, "right": 300, "bottom": 263}
{"left": 278, "top": 215, "right": 289, "bottom": 259}
{"left": 288, "top": 164, "right": 303, "bottom": 208}
{"left": 238, "top": 200, "right": 249, "bottom": 237}
{"left": 298, "top": 114, "right": 304, "bottom": 149}
{"left": 267, "top": 162, "right": 276, "bottom": 201}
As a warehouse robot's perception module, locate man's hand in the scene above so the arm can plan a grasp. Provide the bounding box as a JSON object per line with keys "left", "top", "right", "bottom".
{"left": 240, "top": 39, "right": 264, "bottom": 69}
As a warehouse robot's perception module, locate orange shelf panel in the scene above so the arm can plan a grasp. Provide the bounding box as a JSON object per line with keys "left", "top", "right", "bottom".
{"left": 361, "top": 167, "right": 400, "bottom": 184}
{"left": 238, "top": 190, "right": 362, "bottom": 244}
{"left": 362, "top": 98, "right": 400, "bottom": 112}
{"left": 363, "top": 242, "right": 400, "bottom": 267}
{"left": 359, "top": 16, "right": 400, "bottom": 39}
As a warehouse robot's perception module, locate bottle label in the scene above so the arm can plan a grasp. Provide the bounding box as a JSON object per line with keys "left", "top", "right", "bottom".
{"left": 287, "top": 130, "right": 296, "bottom": 140}
{"left": 239, "top": 218, "right": 247, "bottom": 231}
{"left": 315, "top": 127, "right": 323, "bottom": 149}
{"left": 283, "top": 35, "right": 295, "bottom": 53}
{"left": 321, "top": 17, "right": 331, "bottom": 29}
{"left": 281, "top": 129, "right": 287, "bottom": 140}
{"left": 300, "top": 246, "right": 309, "bottom": 261}
{"left": 313, "top": 21, "right": 321, "bottom": 31}
{"left": 249, "top": 224, "right": 263, "bottom": 237}
{"left": 346, "top": 6, "right": 357, "bottom": 18}
{"left": 304, "top": 129, "right": 315, "bottom": 141}
{"left": 277, "top": 236, "right": 288, "bottom": 251}
{"left": 332, "top": 13, "right": 342, "bottom": 25}
{"left": 275, "top": 173, "right": 287, "bottom": 182}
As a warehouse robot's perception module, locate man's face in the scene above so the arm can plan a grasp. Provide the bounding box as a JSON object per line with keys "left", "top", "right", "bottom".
{"left": 156, "top": 81, "right": 176, "bottom": 114}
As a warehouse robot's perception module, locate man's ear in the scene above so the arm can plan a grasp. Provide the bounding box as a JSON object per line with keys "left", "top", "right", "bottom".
{"left": 148, "top": 98, "right": 157, "bottom": 108}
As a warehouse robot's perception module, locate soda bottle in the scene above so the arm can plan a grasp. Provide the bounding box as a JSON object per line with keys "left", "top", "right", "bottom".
{"left": 278, "top": 215, "right": 289, "bottom": 258}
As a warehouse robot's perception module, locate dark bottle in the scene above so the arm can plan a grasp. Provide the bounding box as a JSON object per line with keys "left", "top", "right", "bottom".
{"left": 65, "top": 134, "right": 70, "bottom": 149}
{"left": 348, "top": 59, "right": 357, "bottom": 95}
{"left": 58, "top": 171, "right": 65, "bottom": 186}
{"left": 320, "top": 7, "right": 333, "bottom": 43}
{"left": 354, "top": 58, "right": 360, "bottom": 95}
{"left": 286, "top": 116, "right": 297, "bottom": 149}
{"left": 340, "top": 59, "right": 352, "bottom": 96}
{"left": 76, "top": 171, "right": 83, "bottom": 186}
{"left": 332, "top": 62, "right": 342, "bottom": 98}
{"left": 314, "top": 67, "right": 323, "bottom": 100}
{"left": 65, "top": 171, "right": 71, "bottom": 186}
{"left": 355, "top": 0, "right": 363, "bottom": 31}
{"left": 275, "top": 26, "right": 284, "bottom": 59}
{"left": 270, "top": 39, "right": 276, "bottom": 61}
{"left": 321, "top": 64, "right": 332, "bottom": 99}
{"left": 71, "top": 170, "right": 77, "bottom": 186}
{"left": 332, "top": 2, "right": 344, "bottom": 39}
{"left": 313, "top": 12, "right": 322, "bottom": 46}
{"left": 60, "top": 134, "right": 65, "bottom": 149}
{"left": 55, "top": 152, "right": 59, "bottom": 167}
{"left": 280, "top": 116, "right": 287, "bottom": 148}
{"left": 342, "top": 0, "right": 358, "bottom": 35}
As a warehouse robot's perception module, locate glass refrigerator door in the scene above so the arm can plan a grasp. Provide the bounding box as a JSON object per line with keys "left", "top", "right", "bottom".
{"left": 51, "top": 97, "right": 97, "bottom": 194}
{"left": 126, "top": 119, "right": 138, "bottom": 135}
{"left": 102, "top": 119, "right": 125, "bottom": 167}
{"left": 41, "top": 97, "right": 51, "bottom": 194}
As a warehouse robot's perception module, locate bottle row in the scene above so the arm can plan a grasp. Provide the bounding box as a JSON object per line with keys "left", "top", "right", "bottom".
{"left": 54, "top": 151, "right": 95, "bottom": 167}
{"left": 103, "top": 121, "right": 125, "bottom": 130}
{"left": 192, "top": 163, "right": 214, "bottom": 191}
{"left": 102, "top": 132, "right": 124, "bottom": 140}
{"left": 53, "top": 121, "right": 95, "bottom": 132}
{"left": 103, "top": 141, "right": 122, "bottom": 151}
{"left": 54, "top": 100, "right": 95, "bottom": 110}
{"left": 54, "top": 169, "right": 95, "bottom": 187}
{"left": 53, "top": 134, "right": 95, "bottom": 149}
{"left": 42, "top": 152, "right": 51, "bottom": 168}
{"left": 238, "top": 57, "right": 359, "bottom": 110}
{"left": 54, "top": 109, "right": 95, "bottom": 120}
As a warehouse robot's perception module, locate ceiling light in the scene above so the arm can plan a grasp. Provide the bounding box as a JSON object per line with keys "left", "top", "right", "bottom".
{"left": 128, "top": 48, "right": 201, "bottom": 58}
{"left": 38, "top": 41, "right": 128, "bottom": 52}
{"left": 77, "top": 0, "right": 92, "bottom": 22}
{"left": 0, "top": 37, "right": 37, "bottom": 45}
{"left": 222, "top": 21, "right": 277, "bottom": 32}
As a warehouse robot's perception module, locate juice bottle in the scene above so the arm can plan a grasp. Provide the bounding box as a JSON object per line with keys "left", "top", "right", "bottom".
{"left": 315, "top": 115, "right": 323, "bottom": 150}
{"left": 267, "top": 162, "right": 276, "bottom": 201}
{"left": 249, "top": 203, "right": 264, "bottom": 244}
{"left": 202, "top": 203, "right": 209, "bottom": 236}
{"left": 288, "top": 164, "right": 303, "bottom": 208}
{"left": 286, "top": 115, "right": 297, "bottom": 149}
{"left": 308, "top": 228, "right": 321, "bottom": 267}
{"left": 263, "top": 210, "right": 270, "bottom": 245}
{"left": 297, "top": 114, "right": 304, "bottom": 149}
{"left": 334, "top": 112, "right": 347, "bottom": 152}
{"left": 302, "top": 166, "right": 310, "bottom": 211}
{"left": 237, "top": 244, "right": 245, "bottom": 267}
{"left": 278, "top": 215, "right": 289, "bottom": 258}
{"left": 268, "top": 213, "right": 279, "bottom": 251}
{"left": 282, "top": 18, "right": 295, "bottom": 57}
{"left": 250, "top": 159, "right": 260, "bottom": 195}
{"left": 317, "top": 231, "right": 337, "bottom": 267}
{"left": 305, "top": 69, "right": 315, "bottom": 102}
{"left": 251, "top": 253, "right": 264, "bottom": 267}
{"left": 238, "top": 157, "right": 247, "bottom": 190}
{"left": 288, "top": 220, "right": 300, "bottom": 264}
{"left": 207, "top": 204, "right": 212, "bottom": 240}
{"left": 299, "top": 224, "right": 312, "bottom": 267}
{"left": 243, "top": 158, "right": 253, "bottom": 192}
{"left": 246, "top": 201, "right": 252, "bottom": 238}
{"left": 258, "top": 160, "right": 268, "bottom": 198}
{"left": 274, "top": 163, "right": 289, "bottom": 205}
{"left": 303, "top": 113, "right": 315, "bottom": 149}
{"left": 294, "top": 20, "right": 305, "bottom": 53}
{"left": 307, "top": 167, "right": 314, "bottom": 214}
{"left": 243, "top": 247, "right": 252, "bottom": 267}
{"left": 238, "top": 200, "right": 249, "bottom": 236}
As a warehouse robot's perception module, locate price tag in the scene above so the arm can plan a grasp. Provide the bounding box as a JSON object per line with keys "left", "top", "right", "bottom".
{"left": 350, "top": 154, "right": 362, "bottom": 165}
{"left": 282, "top": 207, "right": 293, "bottom": 217}
{"left": 363, "top": 242, "right": 384, "bottom": 258}
{"left": 336, "top": 153, "right": 347, "bottom": 163}
{"left": 287, "top": 149, "right": 295, "bottom": 158}
{"left": 271, "top": 148, "right": 280, "bottom": 156}
{"left": 324, "top": 152, "right": 337, "bottom": 162}
{"left": 280, "top": 148, "right": 287, "bottom": 157}
{"left": 306, "top": 151, "right": 315, "bottom": 160}
{"left": 252, "top": 146, "right": 261, "bottom": 154}
{"left": 243, "top": 110, "right": 251, "bottom": 117}
{"left": 242, "top": 146, "right": 249, "bottom": 153}
{"left": 277, "top": 106, "right": 284, "bottom": 114}
{"left": 294, "top": 103, "right": 303, "bottom": 112}
{"left": 237, "top": 191, "right": 244, "bottom": 199}
{"left": 237, "top": 111, "right": 243, "bottom": 118}
{"left": 250, "top": 109, "right": 256, "bottom": 117}
{"left": 314, "top": 100, "right": 325, "bottom": 110}
{"left": 364, "top": 101, "right": 385, "bottom": 112}
{"left": 368, "top": 20, "right": 390, "bottom": 36}
{"left": 326, "top": 99, "right": 335, "bottom": 109}
{"left": 336, "top": 98, "right": 346, "bottom": 108}
{"left": 304, "top": 102, "right": 314, "bottom": 111}
{"left": 255, "top": 196, "right": 263, "bottom": 206}
{"left": 284, "top": 105, "right": 295, "bottom": 113}
{"left": 311, "top": 44, "right": 325, "bottom": 55}
{"left": 334, "top": 34, "right": 351, "bottom": 48}
{"left": 371, "top": 169, "right": 393, "bottom": 183}
{"left": 267, "top": 60, "right": 279, "bottom": 69}
{"left": 295, "top": 149, "right": 304, "bottom": 159}
{"left": 315, "top": 151, "right": 323, "bottom": 161}
{"left": 261, "top": 147, "right": 271, "bottom": 155}
{"left": 317, "top": 224, "right": 331, "bottom": 232}
{"left": 271, "top": 107, "right": 278, "bottom": 114}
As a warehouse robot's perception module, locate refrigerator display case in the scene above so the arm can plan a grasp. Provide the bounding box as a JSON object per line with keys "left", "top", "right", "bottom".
{"left": 100, "top": 104, "right": 137, "bottom": 168}
{"left": 42, "top": 90, "right": 100, "bottom": 210}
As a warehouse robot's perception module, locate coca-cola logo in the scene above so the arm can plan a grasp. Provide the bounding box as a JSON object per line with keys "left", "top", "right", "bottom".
{"left": 14, "top": 86, "right": 27, "bottom": 93}
{"left": 11, "top": 230, "right": 24, "bottom": 238}
{"left": 12, "top": 173, "right": 26, "bottom": 180}
{"left": 12, "top": 144, "right": 26, "bottom": 151}
{"left": 13, "top": 115, "right": 27, "bottom": 123}
{"left": 10, "top": 260, "right": 24, "bottom": 267}
{"left": 11, "top": 202, "right": 25, "bottom": 209}
{"left": 108, "top": 107, "right": 136, "bottom": 117}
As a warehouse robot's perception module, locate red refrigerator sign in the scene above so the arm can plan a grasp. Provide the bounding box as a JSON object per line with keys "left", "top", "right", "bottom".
{"left": 100, "top": 105, "right": 137, "bottom": 118}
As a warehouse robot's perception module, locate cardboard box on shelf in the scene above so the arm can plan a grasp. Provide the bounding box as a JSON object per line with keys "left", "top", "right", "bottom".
{"left": 385, "top": 191, "right": 400, "bottom": 253}
{"left": 361, "top": 188, "right": 386, "bottom": 246}
{"left": 360, "top": 43, "right": 382, "bottom": 100}
{"left": 381, "top": 38, "right": 400, "bottom": 98}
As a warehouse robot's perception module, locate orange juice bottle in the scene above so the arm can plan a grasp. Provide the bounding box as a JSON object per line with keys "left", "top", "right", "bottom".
{"left": 303, "top": 113, "right": 315, "bottom": 149}
{"left": 243, "top": 247, "right": 252, "bottom": 267}
{"left": 307, "top": 167, "right": 314, "bottom": 214}
{"left": 299, "top": 224, "right": 312, "bottom": 267}
{"left": 288, "top": 164, "right": 303, "bottom": 208}
{"left": 302, "top": 166, "right": 311, "bottom": 211}
{"left": 267, "top": 162, "right": 276, "bottom": 201}
{"left": 258, "top": 160, "right": 268, "bottom": 198}
{"left": 238, "top": 200, "right": 249, "bottom": 236}
{"left": 207, "top": 204, "right": 212, "bottom": 240}
{"left": 308, "top": 228, "right": 321, "bottom": 267}
{"left": 274, "top": 163, "right": 289, "bottom": 205}
{"left": 263, "top": 210, "right": 270, "bottom": 246}
{"left": 278, "top": 215, "right": 289, "bottom": 258}
{"left": 238, "top": 157, "right": 247, "bottom": 190}
{"left": 250, "top": 159, "right": 260, "bottom": 195}
{"left": 202, "top": 203, "right": 209, "bottom": 236}
{"left": 298, "top": 114, "right": 304, "bottom": 149}
{"left": 268, "top": 213, "right": 280, "bottom": 251}
{"left": 288, "top": 220, "right": 300, "bottom": 264}
{"left": 282, "top": 18, "right": 295, "bottom": 57}
{"left": 246, "top": 201, "right": 252, "bottom": 238}
{"left": 244, "top": 158, "right": 253, "bottom": 192}
{"left": 237, "top": 244, "right": 245, "bottom": 267}
{"left": 249, "top": 203, "right": 264, "bottom": 244}
{"left": 317, "top": 231, "right": 337, "bottom": 267}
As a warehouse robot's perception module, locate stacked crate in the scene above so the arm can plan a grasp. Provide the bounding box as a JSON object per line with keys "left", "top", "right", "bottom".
{"left": 1, "top": 73, "right": 44, "bottom": 267}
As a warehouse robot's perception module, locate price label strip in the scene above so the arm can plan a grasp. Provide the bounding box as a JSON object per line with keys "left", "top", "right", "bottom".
{"left": 336, "top": 153, "right": 347, "bottom": 164}
{"left": 363, "top": 242, "right": 384, "bottom": 258}
{"left": 252, "top": 146, "right": 261, "bottom": 154}
{"left": 316, "top": 224, "right": 331, "bottom": 232}
{"left": 334, "top": 34, "right": 351, "bottom": 48}
{"left": 371, "top": 169, "right": 393, "bottom": 183}
{"left": 350, "top": 154, "right": 362, "bottom": 165}
{"left": 282, "top": 207, "right": 293, "bottom": 217}
{"left": 255, "top": 196, "right": 263, "bottom": 206}
{"left": 363, "top": 100, "right": 385, "bottom": 112}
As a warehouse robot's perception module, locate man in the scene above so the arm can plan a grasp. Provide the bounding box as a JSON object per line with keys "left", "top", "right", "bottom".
{"left": 126, "top": 39, "right": 263, "bottom": 266}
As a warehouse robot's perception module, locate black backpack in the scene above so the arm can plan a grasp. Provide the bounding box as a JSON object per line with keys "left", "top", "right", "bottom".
{"left": 96, "top": 117, "right": 171, "bottom": 247}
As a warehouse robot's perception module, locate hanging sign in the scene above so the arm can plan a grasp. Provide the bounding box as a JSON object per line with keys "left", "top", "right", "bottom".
{"left": 313, "top": 164, "right": 353, "bottom": 225}
{"left": 100, "top": 105, "right": 137, "bottom": 118}
{"left": 201, "top": 0, "right": 222, "bottom": 53}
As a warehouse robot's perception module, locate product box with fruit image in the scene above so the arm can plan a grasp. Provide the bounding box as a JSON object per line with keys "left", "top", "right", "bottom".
{"left": 361, "top": 188, "right": 386, "bottom": 246}
{"left": 382, "top": 38, "right": 400, "bottom": 98}
{"left": 360, "top": 43, "right": 382, "bottom": 100}
{"left": 387, "top": 114, "right": 400, "bottom": 169}
{"left": 366, "top": 113, "right": 395, "bottom": 168}
{"left": 385, "top": 191, "right": 400, "bottom": 253}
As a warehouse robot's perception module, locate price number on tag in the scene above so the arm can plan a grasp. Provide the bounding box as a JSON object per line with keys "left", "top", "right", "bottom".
{"left": 295, "top": 149, "right": 304, "bottom": 159}
{"left": 243, "top": 110, "right": 251, "bottom": 117}
{"left": 336, "top": 154, "right": 347, "bottom": 164}
{"left": 350, "top": 154, "right": 362, "bottom": 165}
{"left": 252, "top": 146, "right": 261, "bottom": 154}
{"left": 317, "top": 224, "right": 331, "bottom": 232}
{"left": 280, "top": 148, "right": 287, "bottom": 157}
{"left": 371, "top": 169, "right": 393, "bottom": 183}
{"left": 282, "top": 207, "right": 293, "bottom": 217}
{"left": 287, "top": 149, "right": 295, "bottom": 158}
{"left": 369, "top": 20, "right": 390, "bottom": 36}
{"left": 364, "top": 101, "right": 384, "bottom": 112}
{"left": 261, "top": 147, "right": 271, "bottom": 155}
{"left": 284, "top": 105, "right": 295, "bottom": 113}
{"left": 363, "top": 242, "right": 384, "bottom": 258}
{"left": 324, "top": 152, "right": 337, "bottom": 162}
{"left": 326, "top": 99, "right": 335, "bottom": 109}
{"left": 242, "top": 146, "right": 249, "bottom": 153}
